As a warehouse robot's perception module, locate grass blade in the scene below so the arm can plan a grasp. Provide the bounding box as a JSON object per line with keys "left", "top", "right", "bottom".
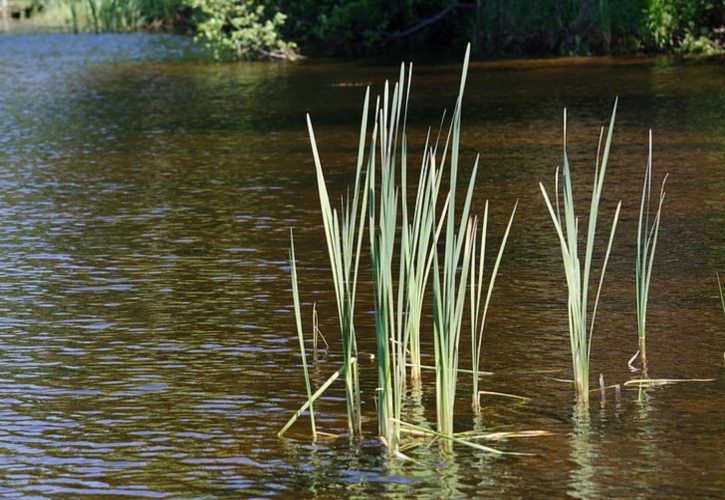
{"left": 288, "top": 230, "right": 316, "bottom": 439}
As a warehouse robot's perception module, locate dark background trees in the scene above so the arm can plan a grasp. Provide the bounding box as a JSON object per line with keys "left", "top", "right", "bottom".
{"left": 9, "top": 0, "right": 725, "bottom": 59}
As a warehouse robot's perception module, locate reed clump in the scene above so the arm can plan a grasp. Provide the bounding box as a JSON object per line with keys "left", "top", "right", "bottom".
{"left": 469, "top": 202, "right": 517, "bottom": 412}
{"left": 539, "top": 103, "right": 622, "bottom": 403}
{"left": 306, "top": 88, "right": 371, "bottom": 436}
{"left": 282, "top": 44, "right": 528, "bottom": 456}
{"left": 280, "top": 48, "right": 722, "bottom": 464}
{"left": 634, "top": 132, "right": 668, "bottom": 373}
{"left": 28, "top": 0, "right": 177, "bottom": 32}
{"left": 280, "top": 52, "right": 717, "bottom": 461}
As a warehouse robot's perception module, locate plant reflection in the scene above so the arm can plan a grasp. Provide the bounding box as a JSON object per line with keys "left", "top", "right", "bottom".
{"left": 568, "top": 402, "right": 599, "bottom": 498}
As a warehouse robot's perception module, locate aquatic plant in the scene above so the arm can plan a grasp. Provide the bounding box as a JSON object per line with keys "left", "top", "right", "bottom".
{"left": 539, "top": 103, "right": 622, "bottom": 403}
{"left": 287, "top": 230, "right": 315, "bottom": 439}
{"left": 29, "top": 0, "right": 182, "bottom": 32}
{"left": 634, "top": 131, "right": 668, "bottom": 372}
{"left": 429, "top": 44, "right": 482, "bottom": 438}
{"left": 278, "top": 228, "right": 357, "bottom": 439}
{"left": 400, "top": 114, "right": 447, "bottom": 392}
{"left": 367, "top": 62, "right": 450, "bottom": 454}
{"left": 285, "top": 44, "right": 528, "bottom": 456}
{"left": 469, "top": 201, "right": 517, "bottom": 412}
{"left": 306, "top": 90, "right": 371, "bottom": 436}
{"left": 367, "top": 43, "right": 517, "bottom": 450}
{"left": 366, "top": 63, "right": 412, "bottom": 453}
{"left": 718, "top": 273, "right": 725, "bottom": 318}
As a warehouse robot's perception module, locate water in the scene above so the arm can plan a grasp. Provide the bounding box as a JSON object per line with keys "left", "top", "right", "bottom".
{"left": 0, "top": 34, "right": 723, "bottom": 497}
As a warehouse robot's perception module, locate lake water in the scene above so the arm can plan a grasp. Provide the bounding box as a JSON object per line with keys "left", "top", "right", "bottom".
{"left": 0, "top": 34, "right": 723, "bottom": 497}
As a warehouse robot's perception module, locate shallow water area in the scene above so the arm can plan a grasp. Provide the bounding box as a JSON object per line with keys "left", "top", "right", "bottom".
{"left": 0, "top": 34, "right": 723, "bottom": 497}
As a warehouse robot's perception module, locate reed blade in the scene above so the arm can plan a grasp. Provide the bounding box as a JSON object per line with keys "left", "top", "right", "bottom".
{"left": 288, "top": 230, "right": 316, "bottom": 439}
{"left": 539, "top": 102, "right": 622, "bottom": 402}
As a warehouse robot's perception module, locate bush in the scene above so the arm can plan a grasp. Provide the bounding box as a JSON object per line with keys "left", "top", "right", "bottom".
{"left": 184, "top": 0, "right": 298, "bottom": 60}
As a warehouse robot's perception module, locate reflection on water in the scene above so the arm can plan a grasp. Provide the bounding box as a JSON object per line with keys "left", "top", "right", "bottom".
{"left": 568, "top": 403, "right": 598, "bottom": 499}
{"left": 0, "top": 34, "right": 723, "bottom": 496}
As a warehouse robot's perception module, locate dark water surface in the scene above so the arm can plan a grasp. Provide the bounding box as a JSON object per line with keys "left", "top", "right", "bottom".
{"left": 0, "top": 34, "right": 723, "bottom": 497}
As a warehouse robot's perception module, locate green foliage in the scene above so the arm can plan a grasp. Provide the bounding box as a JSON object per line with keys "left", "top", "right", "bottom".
{"left": 470, "top": 0, "right": 649, "bottom": 55}
{"left": 272, "top": 0, "right": 721, "bottom": 57}
{"left": 645, "top": 0, "right": 723, "bottom": 51}
{"left": 647, "top": 0, "right": 678, "bottom": 48}
{"left": 185, "top": 0, "right": 298, "bottom": 59}
{"left": 27, "top": 0, "right": 186, "bottom": 32}
{"left": 19, "top": 0, "right": 724, "bottom": 57}
{"left": 275, "top": 0, "right": 456, "bottom": 55}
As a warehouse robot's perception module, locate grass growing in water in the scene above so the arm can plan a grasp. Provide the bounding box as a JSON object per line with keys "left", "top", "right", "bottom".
{"left": 634, "top": 131, "right": 668, "bottom": 372}
{"left": 429, "top": 44, "right": 485, "bottom": 438}
{"left": 364, "top": 44, "right": 517, "bottom": 451}
{"left": 306, "top": 90, "right": 371, "bottom": 436}
{"left": 469, "top": 201, "right": 517, "bottom": 412}
{"left": 287, "top": 44, "right": 533, "bottom": 456}
{"left": 367, "top": 61, "right": 451, "bottom": 454}
{"left": 26, "top": 0, "right": 178, "bottom": 32}
{"left": 539, "top": 103, "right": 622, "bottom": 403}
{"left": 400, "top": 111, "right": 447, "bottom": 392}
{"left": 717, "top": 273, "right": 725, "bottom": 317}
{"left": 287, "top": 230, "right": 316, "bottom": 440}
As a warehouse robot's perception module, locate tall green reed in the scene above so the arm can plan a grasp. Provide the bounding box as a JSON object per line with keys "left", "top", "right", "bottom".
{"left": 634, "top": 131, "right": 667, "bottom": 372}
{"left": 539, "top": 103, "right": 622, "bottom": 403}
{"left": 469, "top": 201, "right": 517, "bottom": 412}
{"left": 300, "top": 43, "right": 518, "bottom": 454}
{"left": 367, "top": 62, "right": 414, "bottom": 451}
{"left": 401, "top": 117, "right": 447, "bottom": 391}
{"left": 306, "top": 91, "right": 371, "bottom": 436}
{"left": 430, "top": 44, "right": 481, "bottom": 437}
{"left": 368, "top": 43, "right": 510, "bottom": 451}
{"left": 288, "top": 230, "right": 316, "bottom": 439}
{"left": 367, "top": 62, "right": 447, "bottom": 453}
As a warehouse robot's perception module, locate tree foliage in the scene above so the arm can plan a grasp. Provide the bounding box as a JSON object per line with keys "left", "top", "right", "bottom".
{"left": 184, "top": 0, "right": 298, "bottom": 59}
{"left": 22, "top": 0, "right": 725, "bottom": 59}
{"left": 272, "top": 0, "right": 722, "bottom": 57}
{"left": 274, "top": 0, "right": 458, "bottom": 55}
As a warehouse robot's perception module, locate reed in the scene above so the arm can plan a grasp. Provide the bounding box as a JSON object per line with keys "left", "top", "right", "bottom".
{"left": 287, "top": 230, "right": 316, "bottom": 439}
{"left": 717, "top": 273, "right": 724, "bottom": 317}
{"left": 402, "top": 114, "right": 447, "bottom": 390}
{"left": 299, "top": 43, "right": 522, "bottom": 455}
{"left": 430, "top": 44, "right": 480, "bottom": 437}
{"left": 306, "top": 89, "right": 371, "bottom": 436}
{"left": 278, "top": 360, "right": 353, "bottom": 437}
{"left": 469, "top": 200, "right": 517, "bottom": 412}
{"left": 27, "top": 0, "right": 179, "bottom": 32}
{"left": 539, "top": 103, "right": 622, "bottom": 403}
{"left": 367, "top": 73, "right": 399, "bottom": 450}
{"left": 367, "top": 61, "right": 449, "bottom": 453}
{"left": 368, "top": 43, "right": 511, "bottom": 451}
{"left": 634, "top": 131, "right": 668, "bottom": 372}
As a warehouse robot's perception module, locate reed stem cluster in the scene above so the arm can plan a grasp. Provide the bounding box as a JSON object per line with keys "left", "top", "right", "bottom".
{"left": 539, "top": 104, "right": 622, "bottom": 403}
{"left": 635, "top": 132, "right": 668, "bottom": 372}
{"left": 292, "top": 45, "right": 517, "bottom": 453}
